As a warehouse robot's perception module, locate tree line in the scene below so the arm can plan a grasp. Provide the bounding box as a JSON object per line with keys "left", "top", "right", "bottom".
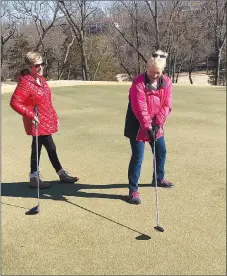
{"left": 1, "top": 0, "right": 226, "bottom": 85}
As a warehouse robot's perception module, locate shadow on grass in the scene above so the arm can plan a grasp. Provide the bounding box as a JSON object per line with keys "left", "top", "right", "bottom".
{"left": 2, "top": 181, "right": 152, "bottom": 240}
{"left": 1, "top": 181, "right": 152, "bottom": 201}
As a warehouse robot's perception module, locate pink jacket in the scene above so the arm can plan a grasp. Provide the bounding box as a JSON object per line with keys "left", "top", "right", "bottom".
{"left": 129, "top": 73, "right": 172, "bottom": 142}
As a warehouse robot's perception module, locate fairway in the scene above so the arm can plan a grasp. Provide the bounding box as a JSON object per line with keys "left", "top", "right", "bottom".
{"left": 1, "top": 84, "right": 226, "bottom": 275}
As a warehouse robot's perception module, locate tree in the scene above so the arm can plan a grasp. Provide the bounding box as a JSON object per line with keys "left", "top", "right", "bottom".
{"left": 11, "top": 0, "right": 61, "bottom": 76}
{"left": 1, "top": 1, "right": 17, "bottom": 67}
{"left": 145, "top": 0, "right": 160, "bottom": 50}
{"left": 205, "top": 0, "right": 227, "bottom": 85}
{"left": 58, "top": 0, "right": 100, "bottom": 80}
{"left": 87, "top": 34, "right": 119, "bottom": 81}
{"left": 6, "top": 34, "right": 31, "bottom": 79}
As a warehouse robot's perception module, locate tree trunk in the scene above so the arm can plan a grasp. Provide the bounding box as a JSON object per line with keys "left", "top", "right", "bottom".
{"left": 67, "top": 64, "right": 71, "bottom": 80}
{"left": 58, "top": 1, "right": 91, "bottom": 81}
{"left": 214, "top": 49, "right": 221, "bottom": 85}
{"left": 80, "top": 32, "right": 90, "bottom": 81}
{"left": 213, "top": 0, "right": 227, "bottom": 85}
{"left": 1, "top": 42, "right": 3, "bottom": 68}
{"left": 134, "top": 1, "right": 141, "bottom": 75}
{"left": 154, "top": 1, "right": 160, "bottom": 50}
{"left": 189, "top": 71, "right": 193, "bottom": 84}
{"left": 145, "top": 0, "right": 160, "bottom": 50}
{"left": 166, "top": 44, "right": 172, "bottom": 77}
{"left": 57, "top": 60, "right": 60, "bottom": 79}
{"left": 136, "top": 26, "right": 140, "bottom": 75}
{"left": 93, "top": 45, "right": 108, "bottom": 81}
{"left": 168, "top": 54, "right": 172, "bottom": 78}
{"left": 172, "top": 54, "right": 176, "bottom": 83}
{"left": 59, "top": 36, "right": 75, "bottom": 80}
{"left": 43, "top": 52, "right": 49, "bottom": 78}
{"left": 176, "top": 71, "right": 180, "bottom": 83}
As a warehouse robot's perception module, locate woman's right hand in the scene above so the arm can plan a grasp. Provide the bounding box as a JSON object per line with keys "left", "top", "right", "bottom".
{"left": 32, "top": 115, "right": 39, "bottom": 125}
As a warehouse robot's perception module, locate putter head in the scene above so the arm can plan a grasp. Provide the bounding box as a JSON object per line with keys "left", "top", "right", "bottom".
{"left": 154, "top": 225, "right": 164, "bottom": 232}
{"left": 25, "top": 205, "right": 40, "bottom": 215}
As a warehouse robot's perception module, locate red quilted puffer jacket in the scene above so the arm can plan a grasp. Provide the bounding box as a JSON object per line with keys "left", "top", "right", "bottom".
{"left": 10, "top": 72, "right": 58, "bottom": 136}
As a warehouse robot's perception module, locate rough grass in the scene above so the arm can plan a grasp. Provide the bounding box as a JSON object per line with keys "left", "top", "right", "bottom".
{"left": 1, "top": 84, "right": 226, "bottom": 275}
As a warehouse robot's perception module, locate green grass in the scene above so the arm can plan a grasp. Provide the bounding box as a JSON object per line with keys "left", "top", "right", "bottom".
{"left": 2, "top": 84, "right": 226, "bottom": 275}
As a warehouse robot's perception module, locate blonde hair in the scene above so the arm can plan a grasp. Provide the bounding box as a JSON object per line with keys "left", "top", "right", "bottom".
{"left": 147, "top": 56, "right": 166, "bottom": 71}
{"left": 24, "top": 51, "right": 43, "bottom": 66}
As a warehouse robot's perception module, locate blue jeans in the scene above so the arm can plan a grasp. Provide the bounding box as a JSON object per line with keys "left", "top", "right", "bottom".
{"left": 128, "top": 136, "right": 166, "bottom": 192}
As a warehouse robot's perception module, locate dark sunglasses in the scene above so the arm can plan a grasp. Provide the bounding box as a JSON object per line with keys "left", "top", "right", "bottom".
{"left": 34, "top": 62, "right": 45, "bottom": 68}
{"left": 152, "top": 53, "right": 167, "bottom": 58}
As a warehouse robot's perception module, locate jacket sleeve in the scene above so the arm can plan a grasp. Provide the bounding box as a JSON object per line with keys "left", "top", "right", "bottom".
{"left": 155, "top": 81, "right": 172, "bottom": 126}
{"left": 10, "top": 80, "right": 35, "bottom": 120}
{"left": 45, "top": 79, "right": 59, "bottom": 122}
{"left": 130, "top": 81, "right": 152, "bottom": 131}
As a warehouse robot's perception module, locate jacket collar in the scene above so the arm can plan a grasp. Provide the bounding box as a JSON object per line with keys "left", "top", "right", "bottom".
{"left": 144, "top": 72, "right": 166, "bottom": 91}
{"left": 18, "top": 73, "right": 44, "bottom": 87}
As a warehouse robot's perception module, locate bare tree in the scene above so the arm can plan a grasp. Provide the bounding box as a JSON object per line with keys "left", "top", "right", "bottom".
{"left": 11, "top": 1, "right": 61, "bottom": 76}
{"left": 145, "top": 0, "right": 160, "bottom": 50}
{"left": 12, "top": 1, "right": 61, "bottom": 50}
{"left": 58, "top": 0, "right": 99, "bottom": 80}
{"left": 205, "top": 0, "right": 227, "bottom": 85}
{"left": 111, "top": 1, "right": 147, "bottom": 66}
{"left": 1, "top": 1, "right": 17, "bottom": 67}
{"left": 163, "top": 2, "right": 212, "bottom": 83}
{"left": 55, "top": 24, "right": 76, "bottom": 80}
{"left": 157, "top": 1, "right": 183, "bottom": 80}
{"left": 1, "top": 0, "right": 225, "bottom": 84}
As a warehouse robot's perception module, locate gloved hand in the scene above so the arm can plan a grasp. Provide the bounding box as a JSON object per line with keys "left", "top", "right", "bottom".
{"left": 32, "top": 115, "right": 39, "bottom": 125}
{"left": 152, "top": 124, "right": 160, "bottom": 138}
{"left": 147, "top": 124, "right": 160, "bottom": 142}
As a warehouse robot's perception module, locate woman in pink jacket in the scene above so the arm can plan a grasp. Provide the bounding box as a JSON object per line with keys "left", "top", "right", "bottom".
{"left": 124, "top": 52, "right": 174, "bottom": 204}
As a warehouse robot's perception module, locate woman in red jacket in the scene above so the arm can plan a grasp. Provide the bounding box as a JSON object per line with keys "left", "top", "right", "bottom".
{"left": 10, "top": 51, "right": 79, "bottom": 188}
{"left": 124, "top": 52, "right": 174, "bottom": 204}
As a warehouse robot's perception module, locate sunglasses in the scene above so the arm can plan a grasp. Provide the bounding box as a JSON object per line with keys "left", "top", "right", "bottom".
{"left": 152, "top": 53, "right": 167, "bottom": 58}
{"left": 34, "top": 62, "right": 45, "bottom": 68}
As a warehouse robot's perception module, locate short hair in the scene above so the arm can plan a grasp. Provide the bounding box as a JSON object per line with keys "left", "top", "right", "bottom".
{"left": 147, "top": 56, "right": 166, "bottom": 72}
{"left": 20, "top": 68, "right": 29, "bottom": 76}
{"left": 24, "top": 51, "right": 43, "bottom": 66}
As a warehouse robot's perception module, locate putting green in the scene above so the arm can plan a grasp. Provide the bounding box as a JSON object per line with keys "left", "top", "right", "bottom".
{"left": 2, "top": 84, "right": 226, "bottom": 275}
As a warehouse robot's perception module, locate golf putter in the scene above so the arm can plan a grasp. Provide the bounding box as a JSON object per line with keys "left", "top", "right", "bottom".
{"left": 26, "top": 106, "right": 40, "bottom": 215}
{"left": 153, "top": 138, "right": 164, "bottom": 232}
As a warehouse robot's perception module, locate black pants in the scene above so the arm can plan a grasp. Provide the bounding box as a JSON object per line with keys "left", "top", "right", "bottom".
{"left": 30, "top": 135, "right": 62, "bottom": 173}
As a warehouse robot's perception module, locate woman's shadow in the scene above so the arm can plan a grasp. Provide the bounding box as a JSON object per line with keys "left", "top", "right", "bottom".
{"left": 1, "top": 181, "right": 137, "bottom": 200}
{"left": 1, "top": 181, "right": 152, "bottom": 240}
{"left": 1, "top": 181, "right": 152, "bottom": 201}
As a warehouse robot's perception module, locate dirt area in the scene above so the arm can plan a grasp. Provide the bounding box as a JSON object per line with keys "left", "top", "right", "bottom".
{"left": 1, "top": 73, "right": 216, "bottom": 95}
{"left": 174, "top": 72, "right": 211, "bottom": 85}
